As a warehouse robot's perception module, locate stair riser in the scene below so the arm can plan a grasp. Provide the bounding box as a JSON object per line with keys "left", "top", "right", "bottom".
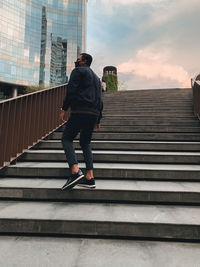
{"left": 103, "top": 99, "right": 192, "bottom": 102}
{"left": 50, "top": 132, "right": 200, "bottom": 141}
{"left": 103, "top": 102, "right": 192, "bottom": 105}
{"left": 3, "top": 167, "right": 200, "bottom": 180}
{"left": 102, "top": 114, "right": 195, "bottom": 117}
{"left": 0, "top": 188, "right": 199, "bottom": 205}
{"left": 0, "top": 219, "right": 199, "bottom": 240}
{"left": 104, "top": 104, "right": 193, "bottom": 107}
{"left": 33, "top": 142, "right": 200, "bottom": 151}
{"left": 60, "top": 121, "right": 200, "bottom": 127}
{"left": 103, "top": 117, "right": 198, "bottom": 121}
{"left": 103, "top": 110, "right": 193, "bottom": 113}
{"left": 57, "top": 127, "right": 200, "bottom": 133}
{"left": 103, "top": 115, "right": 196, "bottom": 119}
{"left": 21, "top": 153, "right": 200, "bottom": 164}
{"left": 100, "top": 121, "right": 200, "bottom": 126}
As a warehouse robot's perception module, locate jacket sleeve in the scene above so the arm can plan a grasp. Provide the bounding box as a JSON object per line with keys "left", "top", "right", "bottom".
{"left": 97, "top": 79, "right": 103, "bottom": 124}
{"left": 62, "top": 68, "right": 81, "bottom": 111}
{"left": 97, "top": 101, "right": 103, "bottom": 124}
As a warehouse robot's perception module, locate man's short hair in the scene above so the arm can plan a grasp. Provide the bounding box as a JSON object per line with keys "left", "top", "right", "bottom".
{"left": 80, "top": 53, "right": 93, "bottom": 66}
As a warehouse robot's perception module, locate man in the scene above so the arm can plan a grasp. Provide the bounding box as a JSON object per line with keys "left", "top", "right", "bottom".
{"left": 60, "top": 53, "right": 103, "bottom": 190}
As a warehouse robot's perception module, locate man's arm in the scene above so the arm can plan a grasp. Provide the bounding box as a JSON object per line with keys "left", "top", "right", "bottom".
{"left": 95, "top": 79, "right": 103, "bottom": 131}
{"left": 60, "top": 107, "right": 71, "bottom": 123}
{"left": 60, "top": 68, "right": 81, "bottom": 122}
{"left": 62, "top": 68, "right": 81, "bottom": 111}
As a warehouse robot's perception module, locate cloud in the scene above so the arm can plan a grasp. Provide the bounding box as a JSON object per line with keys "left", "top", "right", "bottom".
{"left": 101, "top": 0, "right": 162, "bottom": 5}
{"left": 87, "top": 0, "right": 200, "bottom": 89}
{"left": 144, "top": 0, "right": 200, "bottom": 28}
{"left": 117, "top": 48, "right": 191, "bottom": 89}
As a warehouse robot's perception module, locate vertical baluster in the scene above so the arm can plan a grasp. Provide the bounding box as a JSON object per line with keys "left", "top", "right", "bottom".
{"left": 0, "top": 103, "right": 6, "bottom": 168}
{"left": 31, "top": 94, "right": 37, "bottom": 145}
{"left": 3, "top": 102, "right": 11, "bottom": 164}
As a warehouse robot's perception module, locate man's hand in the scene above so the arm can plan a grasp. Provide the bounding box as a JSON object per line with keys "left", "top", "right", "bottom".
{"left": 60, "top": 108, "right": 71, "bottom": 123}
{"left": 94, "top": 124, "right": 101, "bottom": 131}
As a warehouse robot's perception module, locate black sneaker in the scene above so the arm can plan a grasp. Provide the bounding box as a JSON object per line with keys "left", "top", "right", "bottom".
{"left": 61, "top": 169, "right": 84, "bottom": 190}
{"left": 77, "top": 177, "right": 96, "bottom": 188}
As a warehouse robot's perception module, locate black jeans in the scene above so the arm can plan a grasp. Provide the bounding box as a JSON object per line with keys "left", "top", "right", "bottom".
{"left": 62, "top": 113, "right": 98, "bottom": 170}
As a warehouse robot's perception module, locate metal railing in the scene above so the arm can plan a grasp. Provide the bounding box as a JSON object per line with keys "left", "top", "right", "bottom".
{"left": 0, "top": 84, "right": 66, "bottom": 169}
{"left": 192, "top": 80, "right": 200, "bottom": 120}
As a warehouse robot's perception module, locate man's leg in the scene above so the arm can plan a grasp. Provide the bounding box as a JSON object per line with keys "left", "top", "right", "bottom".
{"left": 77, "top": 114, "right": 97, "bottom": 188}
{"left": 80, "top": 142, "right": 94, "bottom": 179}
{"left": 62, "top": 116, "right": 79, "bottom": 171}
{"left": 61, "top": 115, "right": 84, "bottom": 190}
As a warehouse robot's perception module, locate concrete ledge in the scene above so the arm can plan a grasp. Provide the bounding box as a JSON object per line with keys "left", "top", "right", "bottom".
{"left": 0, "top": 187, "right": 200, "bottom": 204}
{"left": 57, "top": 126, "right": 200, "bottom": 133}
{"left": 0, "top": 199, "right": 199, "bottom": 240}
{"left": 3, "top": 162, "right": 200, "bottom": 180}
{"left": 50, "top": 132, "right": 200, "bottom": 141}
{"left": 33, "top": 140, "right": 200, "bottom": 151}
{"left": 21, "top": 150, "right": 200, "bottom": 164}
{"left": 1, "top": 236, "right": 200, "bottom": 267}
{"left": 0, "top": 219, "right": 200, "bottom": 240}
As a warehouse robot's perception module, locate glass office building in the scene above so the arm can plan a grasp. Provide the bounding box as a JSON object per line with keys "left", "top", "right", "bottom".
{"left": 0, "top": 0, "right": 87, "bottom": 88}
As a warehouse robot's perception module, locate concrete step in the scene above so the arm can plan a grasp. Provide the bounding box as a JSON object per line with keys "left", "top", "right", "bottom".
{"left": 102, "top": 114, "right": 196, "bottom": 119}
{"left": 3, "top": 162, "right": 200, "bottom": 180}
{"left": 103, "top": 107, "right": 193, "bottom": 111}
{"left": 104, "top": 97, "right": 193, "bottom": 100}
{"left": 103, "top": 98, "right": 192, "bottom": 101}
{"left": 50, "top": 132, "right": 200, "bottom": 141}
{"left": 103, "top": 94, "right": 191, "bottom": 97}
{"left": 1, "top": 236, "right": 200, "bottom": 267}
{"left": 0, "top": 200, "right": 199, "bottom": 240}
{"left": 33, "top": 140, "right": 200, "bottom": 151}
{"left": 102, "top": 116, "right": 198, "bottom": 122}
{"left": 1, "top": 178, "right": 200, "bottom": 204}
{"left": 103, "top": 105, "right": 193, "bottom": 109}
{"left": 103, "top": 107, "right": 193, "bottom": 110}
{"left": 103, "top": 104, "right": 193, "bottom": 107}
{"left": 21, "top": 150, "right": 200, "bottom": 164}
{"left": 100, "top": 120, "right": 200, "bottom": 126}
{"left": 103, "top": 93, "right": 191, "bottom": 97}
{"left": 103, "top": 101, "right": 192, "bottom": 105}
{"left": 103, "top": 110, "right": 193, "bottom": 114}
{"left": 102, "top": 113, "right": 194, "bottom": 117}
{"left": 57, "top": 126, "right": 200, "bottom": 133}
{"left": 103, "top": 101, "right": 192, "bottom": 104}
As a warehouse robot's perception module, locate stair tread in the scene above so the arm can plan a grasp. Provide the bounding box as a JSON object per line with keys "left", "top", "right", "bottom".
{"left": 8, "top": 162, "right": 200, "bottom": 171}
{"left": 26, "top": 150, "right": 200, "bottom": 156}
{"left": 1, "top": 236, "right": 200, "bottom": 267}
{"left": 1, "top": 178, "right": 200, "bottom": 192}
{"left": 0, "top": 200, "right": 199, "bottom": 225}
{"left": 40, "top": 140, "right": 200, "bottom": 144}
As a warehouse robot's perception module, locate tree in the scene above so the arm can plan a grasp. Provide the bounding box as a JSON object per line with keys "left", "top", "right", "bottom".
{"left": 103, "top": 74, "right": 118, "bottom": 91}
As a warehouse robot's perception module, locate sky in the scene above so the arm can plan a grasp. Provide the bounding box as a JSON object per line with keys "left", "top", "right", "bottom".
{"left": 87, "top": 0, "right": 200, "bottom": 90}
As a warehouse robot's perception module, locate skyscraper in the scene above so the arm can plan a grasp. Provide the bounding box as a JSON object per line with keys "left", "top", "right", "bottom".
{"left": 0, "top": 0, "right": 87, "bottom": 96}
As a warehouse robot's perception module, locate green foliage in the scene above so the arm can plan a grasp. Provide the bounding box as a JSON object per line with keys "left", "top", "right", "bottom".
{"left": 103, "top": 74, "right": 118, "bottom": 91}
{"left": 25, "top": 84, "right": 47, "bottom": 94}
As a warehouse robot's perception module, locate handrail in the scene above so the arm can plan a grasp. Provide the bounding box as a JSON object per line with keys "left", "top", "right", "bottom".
{"left": 0, "top": 84, "right": 67, "bottom": 169}
{"left": 192, "top": 80, "right": 200, "bottom": 120}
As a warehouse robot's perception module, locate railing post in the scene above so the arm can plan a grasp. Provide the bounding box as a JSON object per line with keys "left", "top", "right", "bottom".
{"left": 193, "top": 81, "right": 200, "bottom": 120}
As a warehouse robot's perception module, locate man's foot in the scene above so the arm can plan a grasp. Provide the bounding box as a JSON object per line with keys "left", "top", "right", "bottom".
{"left": 62, "top": 169, "right": 84, "bottom": 190}
{"left": 77, "top": 177, "right": 96, "bottom": 188}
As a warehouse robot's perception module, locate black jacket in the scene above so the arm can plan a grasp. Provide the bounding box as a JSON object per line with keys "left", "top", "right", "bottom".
{"left": 62, "top": 66, "right": 103, "bottom": 123}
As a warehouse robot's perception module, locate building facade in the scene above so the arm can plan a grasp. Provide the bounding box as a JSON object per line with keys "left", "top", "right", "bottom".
{"left": 0, "top": 0, "right": 87, "bottom": 91}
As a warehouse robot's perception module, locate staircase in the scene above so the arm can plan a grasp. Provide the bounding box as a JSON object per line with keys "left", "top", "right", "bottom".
{"left": 1, "top": 88, "right": 200, "bottom": 265}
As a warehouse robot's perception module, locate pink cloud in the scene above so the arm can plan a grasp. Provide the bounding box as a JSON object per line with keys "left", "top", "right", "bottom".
{"left": 117, "top": 49, "right": 191, "bottom": 88}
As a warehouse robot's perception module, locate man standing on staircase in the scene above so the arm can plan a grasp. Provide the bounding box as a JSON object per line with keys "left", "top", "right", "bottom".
{"left": 60, "top": 53, "right": 103, "bottom": 190}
